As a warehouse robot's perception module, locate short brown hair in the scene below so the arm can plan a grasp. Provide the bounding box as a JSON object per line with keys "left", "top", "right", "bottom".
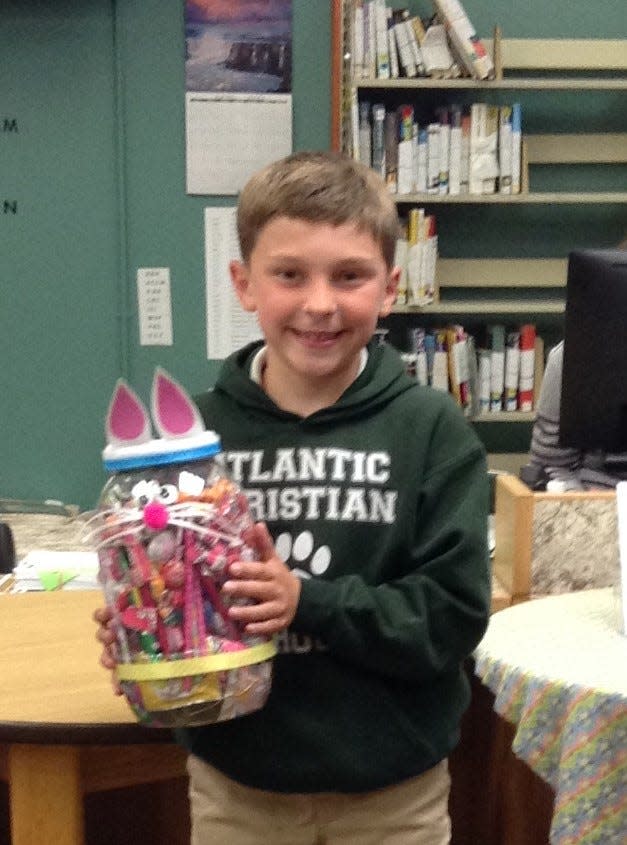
{"left": 236, "top": 151, "right": 399, "bottom": 267}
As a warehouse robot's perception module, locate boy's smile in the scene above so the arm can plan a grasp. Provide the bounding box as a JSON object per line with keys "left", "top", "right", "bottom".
{"left": 230, "top": 216, "right": 399, "bottom": 415}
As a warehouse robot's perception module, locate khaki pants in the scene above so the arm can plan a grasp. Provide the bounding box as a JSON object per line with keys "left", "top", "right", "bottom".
{"left": 187, "top": 754, "right": 451, "bottom": 845}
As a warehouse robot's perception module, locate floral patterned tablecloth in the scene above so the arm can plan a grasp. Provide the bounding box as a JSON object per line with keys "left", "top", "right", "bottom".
{"left": 474, "top": 588, "right": 627, "bottom": 845}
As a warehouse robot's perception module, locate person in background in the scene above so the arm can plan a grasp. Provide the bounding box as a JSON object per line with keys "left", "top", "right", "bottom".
{"left": 96, "top": 150, "right": 490, "bottom": 845}
{"left": 526, "top": 241, "right": 627, "bottom": 491}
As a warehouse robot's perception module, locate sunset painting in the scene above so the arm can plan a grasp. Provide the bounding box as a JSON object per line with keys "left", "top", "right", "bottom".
{"left": 185, "top": 0, "right": 292, "bottom": 93}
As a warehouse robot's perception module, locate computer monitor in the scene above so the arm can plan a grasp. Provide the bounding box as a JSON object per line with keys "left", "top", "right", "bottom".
{"left": 560, "top": 248, "right": 627, "bottom": 452}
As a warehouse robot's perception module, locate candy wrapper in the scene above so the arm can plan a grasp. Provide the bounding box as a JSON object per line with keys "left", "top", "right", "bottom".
{"left": 83, "top": 368, "right": 275, "bottom": 727}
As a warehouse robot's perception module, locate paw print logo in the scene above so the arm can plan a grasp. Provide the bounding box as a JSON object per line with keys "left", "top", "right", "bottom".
{"left": 275, "top": 531, "right": 331, "bottom": 579}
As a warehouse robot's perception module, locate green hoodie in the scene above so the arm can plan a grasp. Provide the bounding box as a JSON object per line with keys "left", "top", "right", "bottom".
{"left": 179, "top": 340, "right": 490, "bottom": 793}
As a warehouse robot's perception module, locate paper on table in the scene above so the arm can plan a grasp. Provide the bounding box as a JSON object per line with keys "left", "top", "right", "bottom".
{"left": 13, "top": 550, "right": 99, "bottom": 591}
{"left": 186, "top": 92, "right": 292, "bottom": 196}
{"left": 204, "top": 206, "right": 260, "bottom": 360}
{"left": 614, "top": 481, "right": 627, "bottom": 633}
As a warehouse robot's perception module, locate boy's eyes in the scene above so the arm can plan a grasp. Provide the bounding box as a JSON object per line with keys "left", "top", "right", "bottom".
{"left": 271, "top": 268, "right": 368, "bottom": 285}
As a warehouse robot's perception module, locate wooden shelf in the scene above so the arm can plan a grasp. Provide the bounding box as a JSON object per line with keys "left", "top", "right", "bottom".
{"left": 473, "top": 412, "right": 535, "bottom": 423}
{"left": 393, "top": 192, "right": 627, "bottom": 205}
{"left": 392, "top": 300, "right": 564, "bottom": 315}
{"left": 354, "top": 77, "right": 627, "bottom": 91}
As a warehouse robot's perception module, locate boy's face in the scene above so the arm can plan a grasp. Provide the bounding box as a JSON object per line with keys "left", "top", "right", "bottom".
{"left": 230, "top": 216, "right": 399, "bottom": 403}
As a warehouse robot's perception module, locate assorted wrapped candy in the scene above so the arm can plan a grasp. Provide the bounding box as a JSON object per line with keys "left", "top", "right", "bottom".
{"left": 84, "top": 368, "right": 275, "bottom": 727}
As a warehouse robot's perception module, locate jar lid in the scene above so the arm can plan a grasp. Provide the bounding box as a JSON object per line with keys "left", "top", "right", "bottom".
{"left": 102, "top": 431, "right": 221, "bottom": 472}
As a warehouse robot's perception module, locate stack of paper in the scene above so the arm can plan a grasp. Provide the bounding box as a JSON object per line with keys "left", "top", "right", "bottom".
{"left": 12, "top": 550, "right": 99, "bottom": 591}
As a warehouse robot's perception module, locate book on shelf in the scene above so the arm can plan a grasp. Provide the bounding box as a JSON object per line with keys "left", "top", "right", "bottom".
{"left": 351, "top": 1, "right": 493, "bottom": 81}
{"left": 420, "top": 22, "right": 457, "bottom": 78}
{"left": 371, "top": 102, "right": 386, "bottom": 178}
{"left": 504, "top": 329, "right": 521, "bottom": 411}
{"left": 358, "top": 100, "right": 372, "bottom": 166}
{"left": 511, "top": 103, "right": 523, "bottom": 194}
{"left": 488, "top": 323, "right": 506, "bottom": 412}
{"left": 432, "top": 0, "right": 494, "bottom": 80}
{"left": 393, "top": 225, "right": 409, "bottom": 305}
{"left": 406, "top": 206, "right": 424, "bottom": 304}
{"left": 498, "top": 105, "right": 513, "bottom": 195}
{"left": 355, "top": 98, "right": 523, "bottom": 199}
{"left": 384, "top": 109, "right": 398, "bottom": 192}
{"left": 426, "top": 122, "right": 440, "bottom": 194}
{"left": 405, "top": 14, "right": 426, "bottom": 76}
{"left": 437, "top": 106, "right": 451, "bottom": 195}
{"left": 407, "top": 327, "right": 429, "bottom": 385}
{"left": 469, "top": 103, "right": 499, "bottom": 194}
{"left": 374, "top": 0, "right": 391, "bottom": 79}
{"left": 448, "top": 104, "right": 463, "bottom": 195}
{"left": 432, "top": 329, "right": 450, "bottom": 392}
{"left": 352, "top": 1, "right": 365, "bottom": 79}
{"left": 403, "top": 207, "right": 439, "bottom": 306}
{"left": 517, "top": 323, "right": 536, "bottom": 411}
{"left": 393, "top": 9, "right": 418, "bottom": 78}
{"left": 397, "top": 105, "right": 414, "bottom": 194}
{"left": 386, "top": 6, "right": 399, "bottom": 78}
{"left": 393, "top": 322, "right": 543, "bottom": 418}
{"left": 477, "top": 347, "right": 491, "bottom": 414}
{"left": 416, "top": 125, "right": 428, "bottom": 193}
{"left": 446, "top": 324, "right": 472, "bottom": 415}
{"left": 459, "top": 110, "right": 471, "bottom": 193}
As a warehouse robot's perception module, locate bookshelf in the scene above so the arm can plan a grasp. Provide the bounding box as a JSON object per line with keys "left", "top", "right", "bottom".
{"left": 331, "top": 3, "right": 627, "bottom": 317}
{"left": 331, "top": 2, "right": 627, "bottom": 428}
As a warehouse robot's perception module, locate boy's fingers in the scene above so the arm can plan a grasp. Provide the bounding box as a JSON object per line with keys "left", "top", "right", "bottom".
{"left": 229, "top": 600, "right": 282, "bottom": 623}
{"left": 250, "top": 521, "right": 275, "bottom": 562}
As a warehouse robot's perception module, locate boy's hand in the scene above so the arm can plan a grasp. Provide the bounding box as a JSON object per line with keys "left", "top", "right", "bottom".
{"left": 93, "top": 605, "right": 123, "bottom": 695}
{"left": 222, "top": 522, "right": 301, "bottom": 636}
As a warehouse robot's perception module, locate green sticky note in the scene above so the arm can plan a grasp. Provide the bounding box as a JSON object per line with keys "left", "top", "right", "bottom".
{"left": 38, "top": 570, "right": 77, "bottom": 591}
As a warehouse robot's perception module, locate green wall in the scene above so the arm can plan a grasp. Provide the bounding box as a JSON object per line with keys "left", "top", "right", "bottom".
{"left": 1, "top": 1, "right": 625, "bottom": 509}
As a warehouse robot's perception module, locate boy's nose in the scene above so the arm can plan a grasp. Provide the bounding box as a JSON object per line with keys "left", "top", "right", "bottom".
{"left": 303, "top": 278, "right": 337, "bottom": 315}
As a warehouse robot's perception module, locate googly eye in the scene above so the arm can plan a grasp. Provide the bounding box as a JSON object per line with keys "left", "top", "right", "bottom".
{"left": 158, "top": 484, "right": 178, "bottom": 505}
{"left": 131, "top": 479, "right": 160, "bottom": 508}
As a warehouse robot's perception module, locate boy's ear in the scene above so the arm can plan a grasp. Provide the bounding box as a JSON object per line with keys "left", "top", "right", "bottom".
{"left": 229, "top": 259, "right": 257, "bottom": 312}
{"left": 379, "top": 265, "right": 401, "bottom": 318}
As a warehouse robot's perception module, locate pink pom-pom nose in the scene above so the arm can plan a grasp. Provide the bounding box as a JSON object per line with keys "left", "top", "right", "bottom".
{"left": 143, "top": 501, "right": 169, "bottom": 531}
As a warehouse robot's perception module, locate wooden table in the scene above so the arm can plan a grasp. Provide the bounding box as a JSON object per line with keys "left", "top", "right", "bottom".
{"left": 0, "top": 590, "right": 188, "bottom": 845}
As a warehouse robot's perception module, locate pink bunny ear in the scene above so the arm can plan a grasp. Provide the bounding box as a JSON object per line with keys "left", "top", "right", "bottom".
{"left": 105, "top": 379, "right": 152, "bottom": 446}
{"left": 151, "top": 367, "right": 205, "bottom": 439}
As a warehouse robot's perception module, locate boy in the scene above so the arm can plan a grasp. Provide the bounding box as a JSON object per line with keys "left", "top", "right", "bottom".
{"left": 96, "top": 151, "right": 490, "bottom": 844}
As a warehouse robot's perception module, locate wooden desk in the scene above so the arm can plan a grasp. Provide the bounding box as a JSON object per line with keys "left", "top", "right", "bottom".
{"left": 0, "top": 590, "right": 188, "bottom": 845}
{"left": 0, "top": 584, "right": 517, "bottom": 845}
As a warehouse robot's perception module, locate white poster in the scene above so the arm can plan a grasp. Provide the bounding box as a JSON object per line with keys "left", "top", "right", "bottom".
{"left": 204, "top": 207, "right": 260, "bottom": 359}
{"left": 185, "top": 0, "right": 293, "bottom": 196}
